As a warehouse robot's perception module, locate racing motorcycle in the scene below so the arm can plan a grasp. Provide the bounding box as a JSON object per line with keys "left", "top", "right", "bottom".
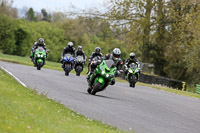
{"left": 33, "top": 47, "right": 47, "bottom": 70}
{"left": 87, "top": 59, "right": 117, "bottom": 95}
{"left": 62, "top": 54, "right": 74, "bottom": 76}
{"left": 74, "top": 56, "right": 85, "bottom": 76}
{"left": 126, "top": 63, "right": 140, "bottom": 88}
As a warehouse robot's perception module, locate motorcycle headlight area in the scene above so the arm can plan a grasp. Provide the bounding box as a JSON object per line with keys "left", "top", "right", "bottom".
{"left": 129, "top": 70, "right": 133, "bottom": 73}
{"left": 102, "top": 71, "right": 105, "bottom": 75}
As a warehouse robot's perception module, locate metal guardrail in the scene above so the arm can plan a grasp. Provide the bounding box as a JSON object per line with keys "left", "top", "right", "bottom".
{"left": 120, "top": 72, "right": 185, "bottom": 90}
{"left": 196, "top": 84, "right": 200, "bottom": 94}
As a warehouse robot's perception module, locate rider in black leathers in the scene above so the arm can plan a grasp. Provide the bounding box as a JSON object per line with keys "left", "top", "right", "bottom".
{"left": 61, "top": 42, "right": 75, "bottom": 68}
{"left": 75, "top": 46, "right": 86, "bottom": 60}
{"left": 30, "top": 38, "right": 47, "bottom": 61}
{"left": 124, "top": 52, "right": 139, "bottom": 75}
{"left": 61, "top": 42, "right": 75, "bottom": 58}
{"left": 87, "top": 47, "right": 103, "bottom": 74}
{"left": 75, "top": 46, "right": 86, "bottom": 68}
{"left": 102, "top": 48, "right": 123, "bottom": 85}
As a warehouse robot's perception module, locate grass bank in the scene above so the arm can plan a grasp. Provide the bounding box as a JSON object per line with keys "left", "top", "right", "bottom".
{"left": 0, "top": 68, "right": 125, "bottom": 133}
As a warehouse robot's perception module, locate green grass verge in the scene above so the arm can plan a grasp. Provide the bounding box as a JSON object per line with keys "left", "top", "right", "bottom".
{"left": 0, "top": 54, "right": 88, "bottom": 75}
{"left": 0, "top": 54, "right": 199, "bottom": 99}
{"left": 0, "top": 68, "right": 125, "bottom": 133}
{"left": 136, "top": 82, "right": 200, "bottom": 99}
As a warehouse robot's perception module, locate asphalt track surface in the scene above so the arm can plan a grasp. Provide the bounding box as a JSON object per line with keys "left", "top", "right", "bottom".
{"left": 1, "top": 61, "right": 200, "bottom": 133}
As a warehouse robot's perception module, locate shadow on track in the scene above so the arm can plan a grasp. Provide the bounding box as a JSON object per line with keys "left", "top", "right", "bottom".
{"left": 81, "top": 92, "right": 121, "bottom": 101}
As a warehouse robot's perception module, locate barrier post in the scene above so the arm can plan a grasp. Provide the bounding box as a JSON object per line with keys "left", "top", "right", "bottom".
{"left": 182, "top": 82, "right": 186, "bottom": 91}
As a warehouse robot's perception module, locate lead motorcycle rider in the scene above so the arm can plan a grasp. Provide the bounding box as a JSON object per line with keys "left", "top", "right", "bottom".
{"left": 88, "top": 48, "right": 123, "bottom": 88}
{"left": 124, "top": 52, "right": 139, "bottom": 75}
{"left": 60, "top": 42, "right": 75, "bottom": 68}
{"left": 30, "top": 38, "right": 47, "bottom": 62}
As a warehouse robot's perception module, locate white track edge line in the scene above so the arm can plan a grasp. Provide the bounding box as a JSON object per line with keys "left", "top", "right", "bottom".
{"left": 1, "top": 66, "right": 27, "bottom": 87}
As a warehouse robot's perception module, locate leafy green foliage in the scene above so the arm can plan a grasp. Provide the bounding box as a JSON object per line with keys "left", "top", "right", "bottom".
{"left": 106, "top": 0, "right": 200, "bottom": 84}
{"left": 25, "top": 8, "right": 37, "bottom": 21}
{"left": 0, "top": 14, "right": 16, "bottom": 54}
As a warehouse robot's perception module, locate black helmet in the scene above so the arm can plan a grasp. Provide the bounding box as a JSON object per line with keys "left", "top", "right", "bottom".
{"left": 130, "top": 52, "right": 135, "bottom": 60}
{"left": 38, "top": 38, "right": 44, "bottom": 44}
{"left": 95, "top": 47, "right": 101, "bottom": 54}
{"left": 112, "top": 48, "right": 121, "bottom": 61}
{"left": 78, "top": 46, "right": 82, "bottom": 51}
{"left": 68, "top": 42, "right": 73, "bottom": 48}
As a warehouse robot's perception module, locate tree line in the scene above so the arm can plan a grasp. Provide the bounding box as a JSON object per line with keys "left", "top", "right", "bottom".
{"left": 0, "top": 0, "right": 200, "bottom": 85}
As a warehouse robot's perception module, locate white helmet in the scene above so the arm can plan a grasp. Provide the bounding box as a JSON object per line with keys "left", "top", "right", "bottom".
{"left": 112, "top": 48, "right": 121, "bottom": 61}
{"left": 68, "top": 42, "right": 74, "bottom": 48}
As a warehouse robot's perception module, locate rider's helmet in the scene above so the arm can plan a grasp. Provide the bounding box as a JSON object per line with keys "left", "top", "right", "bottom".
{"left": 38, "top": 38, "right": 44, "bottom": 45}
{"left": 130, "top": 52, "right": 136, "bottom": 61}
{"left": 95, "top": 47, "right": 101, "bottom": 54}
{"left": 78, "top": 46, "right": 82, "bottom": 52}
{"left": 68, "top": 42, "right": 74, "bottom": 48}
{"left": 112, "top": 48, "right": 121, "bottom": 61}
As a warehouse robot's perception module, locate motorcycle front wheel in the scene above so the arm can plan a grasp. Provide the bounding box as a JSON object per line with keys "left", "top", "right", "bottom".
{"left": 37, "top": 62, "right": 42, "bottom": 70}
{"left": 91, "top": 82, "right": 102, "bottom": 95}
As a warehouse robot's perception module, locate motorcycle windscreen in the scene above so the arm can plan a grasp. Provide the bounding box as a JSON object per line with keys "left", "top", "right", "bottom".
{"left": 76, "top": 56, "right": 83, "bottom": 62}
{"left": 64, "top": 54, "right": 72, "bottom": 61}
{"left": 64, "top": 54, "right": 72, "bottom": 58}
{"left": 129, "top": 63, "right": 137, "bottom": 70}
{"left": 105, "top": 60, "right": 115, "bottom": 69}
{"left": 37, "top": 47, "right": 45, "bottom": 52}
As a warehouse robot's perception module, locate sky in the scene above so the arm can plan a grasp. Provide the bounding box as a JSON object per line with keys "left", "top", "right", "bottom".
{"left": 13, "top": 0, "right": 107, "bottom": 12}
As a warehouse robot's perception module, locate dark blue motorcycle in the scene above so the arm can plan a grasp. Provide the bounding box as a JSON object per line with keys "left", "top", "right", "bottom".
{"left": 62, "top": 54, "right": 74, "bottom": 76}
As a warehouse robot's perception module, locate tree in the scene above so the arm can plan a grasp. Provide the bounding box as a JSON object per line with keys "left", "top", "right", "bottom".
{"left": 0, "top": 0, "right": 18, "bottom": 18}
{"left": 164, "top": 0, "right": 200, "bottom": 82}
{"left": 52, "top": 12, "right": 66, "bottom": 22}
{"left": 106, "top": 0, "right": 155, "bottom": 63}
{"left": 152, "top": 0, "right": 168, "bottom": 76}
{"left": 0, "top": 14, "right": 16, "bottom": 54}
{"left": 25, "top": 8, "right": 36, "bottom": 21}
{"left": 14, "top": 28, "right": 28, "bottom": 56}
{"left": 41, "top": 8, "right": 51, "bottom": 22}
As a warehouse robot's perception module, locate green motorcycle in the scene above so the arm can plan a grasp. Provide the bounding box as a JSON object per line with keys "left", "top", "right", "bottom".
{"left": 33, "top": 47, "right": 47, "bottom": 70}
{"left": 87, "top": 59, "right": 117, "bottom": 95}
{"left": 126, "top": 63, "right": 140, "bottom": 88}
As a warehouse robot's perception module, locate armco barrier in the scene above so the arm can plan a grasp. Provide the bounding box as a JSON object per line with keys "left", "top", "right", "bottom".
{"left": 120, "top": 73, "right": 185, "bottom": 90}
{"left": 139, "top": 73, "right": 185, "bottom": 90}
